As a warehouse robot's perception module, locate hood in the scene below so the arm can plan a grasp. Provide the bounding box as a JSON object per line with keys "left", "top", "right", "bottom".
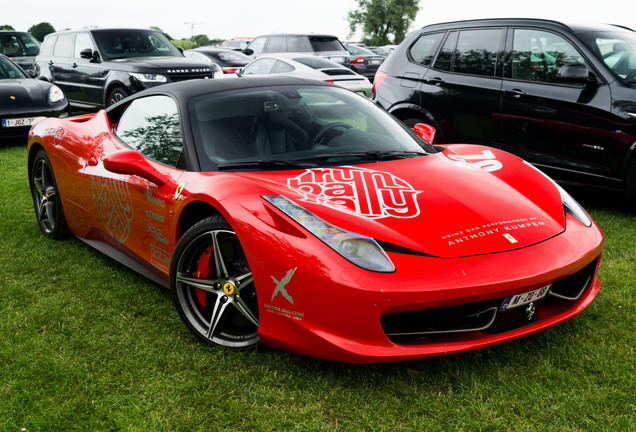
{"left": 240, "top": 151, "right": 567, "bottom": 258}
{"left": 109, "top": 56, "right": 212, "bottom": 71}
{"left": 0, "top": 78, "right": 48, "bottom": 110}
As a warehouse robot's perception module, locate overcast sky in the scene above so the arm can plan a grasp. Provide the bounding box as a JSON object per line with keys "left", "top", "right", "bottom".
{"left": 5, "top": 0, "right": 635, "bottom": 42}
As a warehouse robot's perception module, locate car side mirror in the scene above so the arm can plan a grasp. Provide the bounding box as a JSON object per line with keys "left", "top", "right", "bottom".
{"left": 557, "top": 63, "right": 590, "bottom": 84}
{"left": 80, "top": 48, "right": 93, "bottom": 59}
{"left": 413, "top": 123, "right": 436, "bottom": 143}
{"left": 243, "top": 48, "right": 254, "bottom": 56}
{"left": 103, "top": 149, "right": 169, "bottom": 186}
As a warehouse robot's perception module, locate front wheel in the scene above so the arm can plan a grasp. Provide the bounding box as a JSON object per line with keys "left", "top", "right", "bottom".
{"left": 30, "top": 149, "right": 70, "bottom": 239}
{"left": 170, "top": 216, "right": 260, "bottom": 351}
{"left": 107, "top": 87, "right": 128, "bottom": 106}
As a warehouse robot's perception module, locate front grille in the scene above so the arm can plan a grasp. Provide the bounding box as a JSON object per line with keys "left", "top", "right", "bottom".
{"left": 167, "top": 71, "right": 211, "bottom": 82}
{"left": 381, "top": 258, "right": 598, "bottom": 344}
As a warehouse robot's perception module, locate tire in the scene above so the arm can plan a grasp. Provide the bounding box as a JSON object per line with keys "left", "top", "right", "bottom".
{"left": 170, "top": 215, "right": 261, "bottom": 351}
{"left": 30, "top": 149, "right": 70, "bottom": 239}
{"left": 107, "top": 87, "right": 128, "bottom": 106}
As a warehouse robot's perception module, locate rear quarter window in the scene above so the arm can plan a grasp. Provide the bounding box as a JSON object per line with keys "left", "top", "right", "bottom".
{"left": 409, "top": 32, "right": 445, "bottom": 65}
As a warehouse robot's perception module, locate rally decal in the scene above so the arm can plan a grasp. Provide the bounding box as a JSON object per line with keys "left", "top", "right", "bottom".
{"left": 288, "top": 167, "right": 422, "bottom": 219}
{"left": 91, "top": 176, "right": 133, "bottom": 243}
{"left": 446, "top": 149, "right": 503, "bottom": 172}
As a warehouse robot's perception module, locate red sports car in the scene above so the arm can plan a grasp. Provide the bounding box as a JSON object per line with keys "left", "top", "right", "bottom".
{"left": 27, "top": 77, "right": 603, "bottom": 363}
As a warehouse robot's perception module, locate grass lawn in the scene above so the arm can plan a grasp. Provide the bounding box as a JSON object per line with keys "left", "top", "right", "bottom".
{"left": 1, "top": 143, "right": 634, "bottom": 431}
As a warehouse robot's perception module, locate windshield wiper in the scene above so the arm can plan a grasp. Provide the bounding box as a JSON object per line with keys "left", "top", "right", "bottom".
{"left": 217, "top": 159, "right": 318, "bottom": 170}
{"left": 315, "top": 150, "right": 428, "bottom": 160}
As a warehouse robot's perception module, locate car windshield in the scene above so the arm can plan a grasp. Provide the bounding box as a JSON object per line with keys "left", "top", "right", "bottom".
{"left": 189, "top": 85, "right": 435, "bottom": 171}
{"left": 308, "top": 37, "right": 345, "bottom": 52}
{"left": 0, "top": 55, "right": 27, "bottom": 79}
{"left": 579, "top": 29, "right": 636, "bottom": 82}
{"left": 92, "top": 30, "right": 182, "bottom": 60}
{"left": 0, "top": 33, "right": 40, "bottom": 57}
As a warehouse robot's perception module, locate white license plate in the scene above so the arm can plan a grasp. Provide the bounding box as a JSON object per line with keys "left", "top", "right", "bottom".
{"left": 2, "top": 117, "right": 36, "bottom": 128}
{"left": 370, "top": 59, "right": 381, "bottom": 65}
{"left": 500, "top": 285, "right": 550, "bottom": 310}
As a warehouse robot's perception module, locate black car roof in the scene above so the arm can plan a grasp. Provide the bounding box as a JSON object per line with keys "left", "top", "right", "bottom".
{"left": 419, "top": 18, "right": 634, "bottom": 34}
{"left": 107, "top": 75, "right": 332, "bottom": 109}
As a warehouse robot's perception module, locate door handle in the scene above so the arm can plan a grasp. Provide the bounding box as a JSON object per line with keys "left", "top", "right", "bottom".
{"left": 48, "top": 60, "right": 54, "bottom": 66}
{"left": 71, "top": 62, "right": 78, "bottom": 68}
{"left": 504, "top": 89, "right": 527, "bottom": 97}
{"left": 427, "top": 77, "right": 445, "bottom": 86}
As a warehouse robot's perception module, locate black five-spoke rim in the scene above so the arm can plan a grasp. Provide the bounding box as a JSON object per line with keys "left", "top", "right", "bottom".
{"left": 32, "top": 158, "right": 57, "bottom": 234}
{"left": 174, "top": 229, "right": 260, "bottom": 349}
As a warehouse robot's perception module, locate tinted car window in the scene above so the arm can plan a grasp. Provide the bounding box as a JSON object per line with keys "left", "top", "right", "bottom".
{"left": 115, "top": 96, "right": 184, "bottom": 168}
{"left": 74, "top": 32, "right": 94, "bottom": 58}
{"left": 247, "top": 37, "right": 267, "bottom": 54}
{"left": 512, "top": 29, "right": 585, "bottom": 83}
{"left": 435, "top": 31, "right": 458, "bottom": 71}
{"left": 0, "top": 55, "right": 27, "bottom": 79}
{"left": 53, "top": 34, "right": 74, "bottom": 57}
{"left": 92, "top": 30, "right": 181, "bottom": 60}
{"left": 409, "top": 32, "right": 445, "bottom": 65}
{"left": 294, "top": 56, "right": 341, "bottom": 69}
{"left": 308, "top": 37, "right": 344, "bottom": 52}
{"left": 453, "top": 29, "right": 502, "bottom": 76}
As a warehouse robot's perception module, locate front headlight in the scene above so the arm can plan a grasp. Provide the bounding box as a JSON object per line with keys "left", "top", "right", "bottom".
{"left": 48, "top": 85, "right": 65, "bottom": 103}
{"left": 524, "top": 161, "right": 592, "bottom": 227}
{"left": 263, "top": 195, "right": 395, "bottom": 273}
{"left": 129, "top": 72, "right": 168, "bottom": 83}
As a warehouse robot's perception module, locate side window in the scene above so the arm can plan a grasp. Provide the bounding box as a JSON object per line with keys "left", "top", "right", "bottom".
{"left": 271, "top": 60, "right": 295, "bottom": 73}
{"left": 512, "top": 29, "right": 586, "bottom": 84}
{"left": 453, "top": 29, "right": 502, "bottom": 76}
{"left": 435, "top": 31, "right": 458, "bottom": 71}
{"left": 409, "top": 32, "right": 445, "bottom": 66}
{"left": 115, "top": 96, "right": 184, "bottom": 168}
{"left": 243, "top": 58, "right": 276, "bottom": 75}
{"left": 53, "top": 34, "right": 75, "bottom": 57}
{"left": 247, "top": 37, "right": 266, "bottom": 54}
{"left": 40, "top": 36, "right": 57, "bottom": 56}
{"left": 265, "top": 36, "right": 285, "bottom": 53}
{"left": 74, "top": 32, "right": 94, "bottom": 58}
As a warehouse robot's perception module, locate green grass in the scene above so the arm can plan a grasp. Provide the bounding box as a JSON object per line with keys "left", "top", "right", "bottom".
{"left": 1, "top": 144, "right": 634, "bottom": 431}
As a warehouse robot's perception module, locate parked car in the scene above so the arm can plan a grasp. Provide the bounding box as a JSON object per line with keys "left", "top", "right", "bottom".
{"left": 0, "top": 30, "right": 41, "bottom": 73}
{"left": 373, "top": 18, "right": 636, "bottom": 204}
{"left": 221, "top": 39, "right": 252, "bottom": 51}
{"left": 34, "top": 28, "right": 219, "bottom": 111}
{"left": 1, "top": 54, "right": 69, "bottom": 143}
{"left": 238, "top": 54, "right": 372, "bottom": 97}
{"left": 344, "top": 44, "right": 385, "bottom": 81}
{"left": 244, "top": 34, "right": 350, "bottom": 67}
{"left": 184, "top": 47, "right": 251, "bottom": 75}
{"left": 27, "top": 76, "right": 603, "bottom": 363}
{"left": 367, "top": 46, "right": 391, "bottom": 57}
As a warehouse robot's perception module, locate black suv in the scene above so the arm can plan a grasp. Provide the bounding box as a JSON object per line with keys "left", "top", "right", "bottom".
{"left": 34, "top": 28, "right": 219, "bottom": 110}
{"left": 244, "top": 34, "right": 350, "bottom": 67}
{"left": 373, "top": 19, "right": 636, "bottom": 203}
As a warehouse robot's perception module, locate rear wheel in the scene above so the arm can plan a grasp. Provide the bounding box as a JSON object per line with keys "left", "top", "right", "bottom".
{"left": 170, "top": 216, "right": 260, "bottom": 351}
{"left": 30, "top": 149, "right": 70, "bottom": 239}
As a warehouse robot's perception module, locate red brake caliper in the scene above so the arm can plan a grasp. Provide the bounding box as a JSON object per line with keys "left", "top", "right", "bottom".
{"left": 194, "top": 245, "right": 214, "bottom": 311}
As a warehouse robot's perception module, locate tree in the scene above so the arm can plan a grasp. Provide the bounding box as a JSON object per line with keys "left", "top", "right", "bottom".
{"left": 28, "top": 22, "right": 55, "bottom": 42}
{"left": 1, "top": 25, "right": 15, "bottom": 30}
{"left": 150, "top": 26, "right": 173, "bottom": 41}
{"left": 192, "top": 34, "right": 210, "bottom": 47}
{"left": 347, "top": 0, "right": 420, "bottom": 45}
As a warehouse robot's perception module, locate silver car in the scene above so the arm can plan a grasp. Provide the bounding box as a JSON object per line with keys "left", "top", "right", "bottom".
{"left": 238, "top": 54, "right": 372, "bottom": 97}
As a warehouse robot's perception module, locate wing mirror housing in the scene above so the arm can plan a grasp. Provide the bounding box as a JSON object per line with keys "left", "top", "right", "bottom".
{"left": 557, "top": 63, "right": 593, "bottom": 84}
{"left": 103, "top": 149, "right": 169, "bottom": 186}
{"left": 413, "top": 123, "right": 436, "bottom": 144}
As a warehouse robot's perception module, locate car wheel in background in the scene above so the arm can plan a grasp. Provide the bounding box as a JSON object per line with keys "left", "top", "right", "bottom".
{"left": 107, "top": 87, "right": 129, "bottom": 106}
{"left": 170, "top": 215, "right": 261, "bottom": 351}
{"left": 29, "top": 149, "right": 70, "bottom": 239}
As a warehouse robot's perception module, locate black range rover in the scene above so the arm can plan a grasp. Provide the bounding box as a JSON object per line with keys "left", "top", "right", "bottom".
{"left": 373, "top": 18, "right": 636, "bottom": 205}
{"left": 34, "top": 28, "right": 222, "bottom": 110}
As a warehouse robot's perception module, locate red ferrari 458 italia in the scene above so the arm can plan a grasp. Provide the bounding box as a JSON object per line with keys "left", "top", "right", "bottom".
{"left": 27, "top": 77, "right": 603, "bottom": 363}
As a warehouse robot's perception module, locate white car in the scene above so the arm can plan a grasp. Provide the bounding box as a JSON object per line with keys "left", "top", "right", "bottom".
{"left": 238, "top": 54, "right": 372, "bottom": 97}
